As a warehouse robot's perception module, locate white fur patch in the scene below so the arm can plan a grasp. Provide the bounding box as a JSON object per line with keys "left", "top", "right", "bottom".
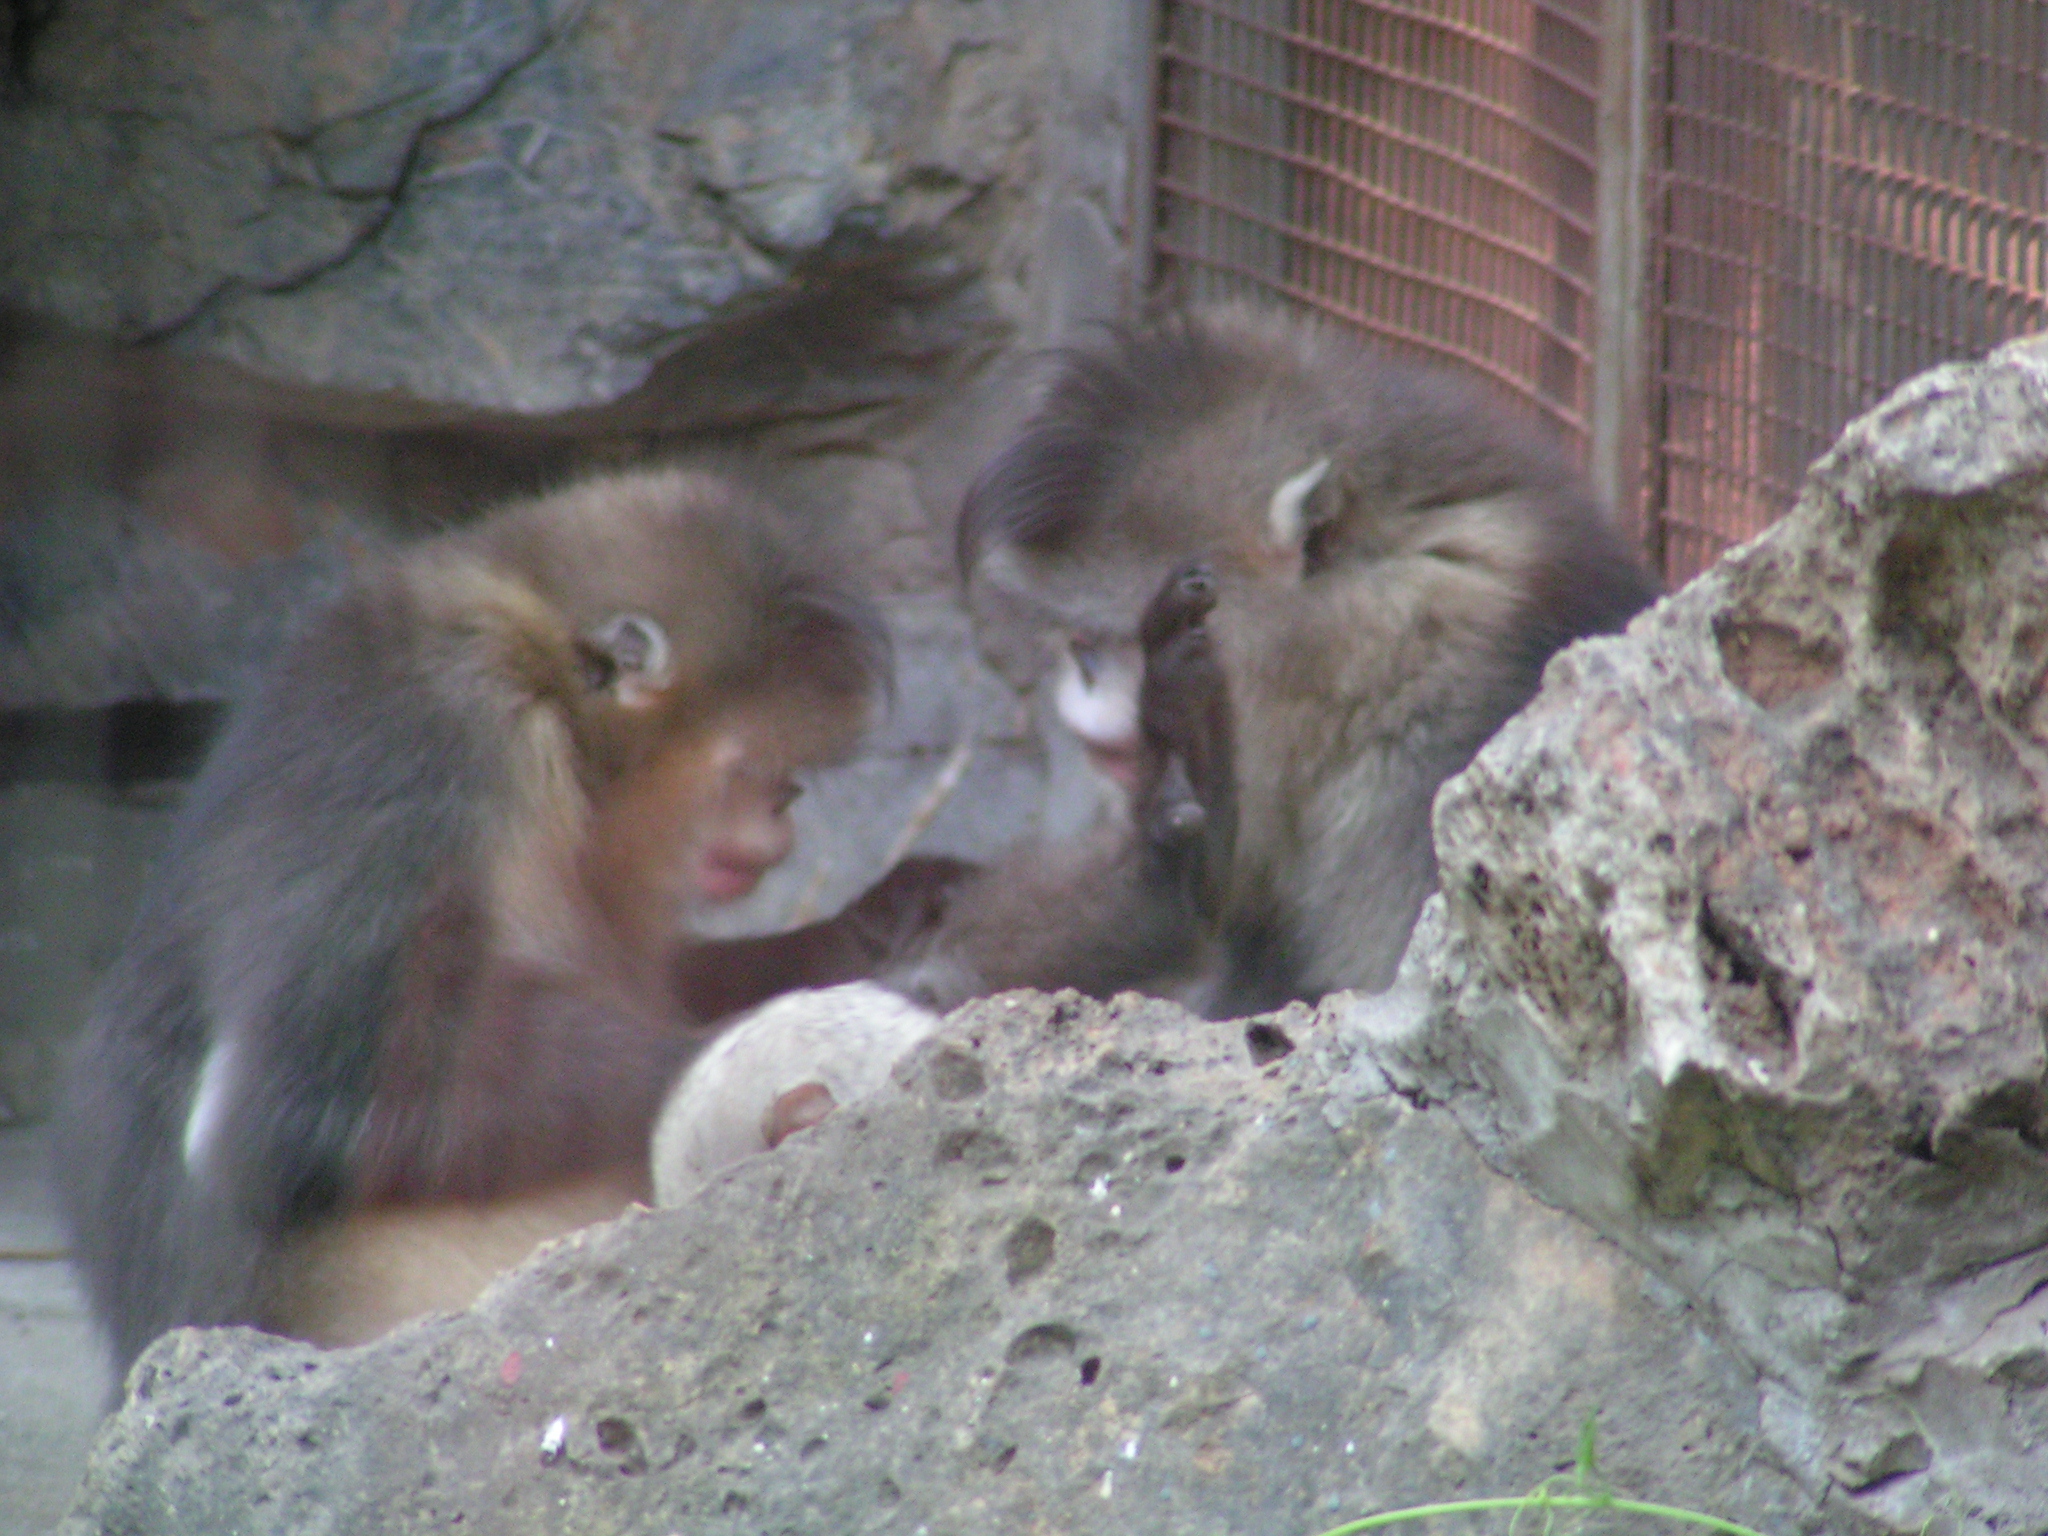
{"left": 650, "top": 983, "right": 939, "bottom": 1206}
{"left": 1052, "top": 645, "right": 1141, "bottom": 748}
{"left": 181, "top": 1037, "right": 238, "bottom": 1175}
{"left": 1266, "top": 457, "right": 1332, "bottom": 550}
{"left": 1412, "top": 493, "right": 1532, "bottom": 568}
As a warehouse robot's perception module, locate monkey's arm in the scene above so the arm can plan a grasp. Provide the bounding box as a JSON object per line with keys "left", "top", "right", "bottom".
{"left": 1135, "top": 561, "right": 1238, "bottom": 921}
{"left": 351, "top": 852, "right": 981, "bottom": 1202}
{"left": 350, "top": 960, "right": 699, "bottom": 1204}
{"left": 883, "top": 833, "right": 1209, "bottom": 1007}
{"left": 888, "top": 562, "right": 1238, "bottom": 1009}
{"left": 671, "top": 855, "right": 980, "bottom": 1024}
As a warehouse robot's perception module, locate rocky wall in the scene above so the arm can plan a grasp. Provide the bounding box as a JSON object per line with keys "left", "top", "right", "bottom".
{"left": 0, "top": 0, "right": 1151, "bottom": 1117}
{"left": 1358, "top": 334, "right": 2048, "bottom": 1534}
{"left": 60, "top": 994, "right": 1821, "bottom": 1536}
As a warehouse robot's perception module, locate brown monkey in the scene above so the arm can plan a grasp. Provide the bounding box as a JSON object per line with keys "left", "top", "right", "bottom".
{"left": 915, "top": 304, "right": 1658, "bottom": 1016}
{"left": 882, "top": 553, "right": 1240, "bottom": 1007}
{"left": 641, "top": 562, "right": 1235, "bottom": 1189}
{"left": 51, "top": 466, "right": 948, "bottom": 1374}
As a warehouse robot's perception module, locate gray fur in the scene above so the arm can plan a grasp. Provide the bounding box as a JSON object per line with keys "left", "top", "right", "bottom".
{"left": 959, "top": 305, "right": 1659, "bottom": 1014}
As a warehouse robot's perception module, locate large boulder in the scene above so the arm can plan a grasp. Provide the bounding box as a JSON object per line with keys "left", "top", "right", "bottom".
{"left": 59, "top": 994, "right": 1817, "bottom": 1534}
{"left": 1, "top": 0, "right": 1117, "bottom": 416}
{"left": 1360, "top": 334, "right": 2048, "bottom": 1533}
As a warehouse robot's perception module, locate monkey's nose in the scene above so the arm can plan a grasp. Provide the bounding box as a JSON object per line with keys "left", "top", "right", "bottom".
{"left": 694, "top": 855, "right": 767, "bottom": 903}
{"left": 695, "top": 820, "right": 795, "bottom": 903}
{"left": 1083, "top": 741, "right": 1144, "bottom": 793}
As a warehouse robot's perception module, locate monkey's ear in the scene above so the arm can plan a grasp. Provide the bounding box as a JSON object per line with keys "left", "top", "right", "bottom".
{"left": 1264, "top": 458, "right": 1334, "bottom": 578}
{"left": 578, "top": 613, "right": 674, "bottom": 709}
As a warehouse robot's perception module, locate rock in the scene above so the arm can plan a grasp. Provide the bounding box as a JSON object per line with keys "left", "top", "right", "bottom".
{"left": 59, "top": 994, "right": 1819, "bottom": 1534}
{"left": 1356, "top": 334, "right": 2048, "bottom": 1534}
{"left": 0, "top": 492, "right": 353, "bottom": 710}
{"left": 0, "top": 0, "right": 1064, "bottom": 415}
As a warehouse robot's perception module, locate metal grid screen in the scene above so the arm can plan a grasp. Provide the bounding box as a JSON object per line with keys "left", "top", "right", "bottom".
{"left": 1152, "top": 0, "right": 1604, "bottom": 453}
{"left": 1151, "top": 0, "right": 2048, "bottom": 585}
{"left": 1658, "top": 1, "right": 2048, "bottom": 580}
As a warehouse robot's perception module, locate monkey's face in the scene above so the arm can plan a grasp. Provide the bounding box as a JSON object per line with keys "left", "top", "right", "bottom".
{"left": 582, "top": 723, "right": 806, "bottom": 944}
{"left": 968, "top": 449, "right": 1337, "bottom": 795}
{"left": 968, "top": 551, "right": 1152, "bottom": 791}
{"left": 686, "top": 738, "right": 803, "bottom": 905}
{"left": 676, "top": 687, "right": 873, "bottom": 909}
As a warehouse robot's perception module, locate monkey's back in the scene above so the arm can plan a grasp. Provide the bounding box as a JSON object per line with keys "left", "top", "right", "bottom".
{"left": 50, "top": 563, "right": 519, "bottom": 1377}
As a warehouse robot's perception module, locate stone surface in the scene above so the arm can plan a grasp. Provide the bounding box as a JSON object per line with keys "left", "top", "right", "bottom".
{"left": 0, "top": 0, "right": 1135, "bottom": 418}
{"left": 0, "top": 492, "right": 353, "bottom": 710}
{"left": 0, "top": 1123, "right": 110, "bottom": 1536}
{"left": 58, "top": 994, "right": 1821, "bottom": 1535}
{"left": 0, "top": 784, "right": 177, "bottom": 1126}
{"left": 1355, "top": 334, "right": 2048, "bottom": 1535}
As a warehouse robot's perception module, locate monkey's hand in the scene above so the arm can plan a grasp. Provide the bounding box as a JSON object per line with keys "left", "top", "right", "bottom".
{"left": 1136, "top": 560, "right": 1238, "bottom": 922}
{"left": 837, "top": 854, "right": 982, "bottom": 962}
{"left": 672, "top": 856, "right": 978, "bottom": 1025}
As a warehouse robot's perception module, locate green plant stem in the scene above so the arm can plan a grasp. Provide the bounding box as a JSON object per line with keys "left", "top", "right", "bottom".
{"left": 1315, "top": 1495, "right": 1772, "bottom": 1536}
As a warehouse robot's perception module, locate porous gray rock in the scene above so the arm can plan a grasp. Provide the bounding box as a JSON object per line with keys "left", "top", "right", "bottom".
{"left": 59, "top": 994, "right": 1819, "bottom": 1534}
{"left": 1355, "top": 334, "right": 2048, "bottom": 1535}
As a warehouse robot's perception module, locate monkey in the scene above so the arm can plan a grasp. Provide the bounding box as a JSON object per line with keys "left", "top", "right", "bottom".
{"left": 49, "top": 465, "right": 961, "bottom": 1377}
{"left": 875, "top": 551, "right": 1241, "bottom": 1009}
{"left": 911, "top": 303, "right": 1659, "bottom": 1017}
{"left": 640, "top": 559, "right": 1237, "bottom": 1199}
{"left": 648, "top": 982, "right": 941, "bottom": 1206}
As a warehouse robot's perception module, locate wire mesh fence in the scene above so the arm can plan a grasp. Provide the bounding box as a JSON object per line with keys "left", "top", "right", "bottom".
{"left": 1149, "top": 0, "right": 2048, "bottom": 585}
{"left": 1153, "top": 0, "right": 1603, "bottom": 452}
{"left": 1658, "top": 0, "right": 2048, "bottom": 579}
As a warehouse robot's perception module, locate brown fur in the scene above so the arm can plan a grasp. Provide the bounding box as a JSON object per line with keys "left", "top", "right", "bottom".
{"left": 271, "top": 1171, "right": 649, "bottom": 1348}
{"left": 52, "top": 466, "right": 957, "bottom": 1376}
